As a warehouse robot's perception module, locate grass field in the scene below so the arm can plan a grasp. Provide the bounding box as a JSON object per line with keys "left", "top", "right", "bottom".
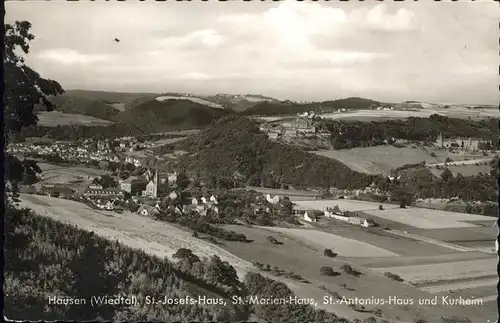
{"left": 37, "top": 111, "right": 113, "bottom": 126}
{"left": 151, "top": 137, "right": 187, "bottom": 146}
{"left": 319, "top": 108, "right": 498, "bottom": 121}
{"left": 259, "top": 227, "right": 399, "bottom": 257}
{"left": 371, "top": 258, "right": 497, "bottom": 285}
{"left": 362, "top": 207, "right": 495, "bottom": 229}
{"left": 219, "top": 224, "right": 494, "bottom": 323}
{"left": 313, "top": 146, "right": 464, "bottom": 175}
{"left": 38, "top": 163, "right": 109, "bottom": 194}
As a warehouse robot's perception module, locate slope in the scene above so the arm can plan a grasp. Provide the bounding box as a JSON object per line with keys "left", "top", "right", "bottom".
{"left": 113, "top": 99, "right": 232, "bottom": 133}
{"left": 176, "top": 116, "right": 382, "bottom": 190}
{"left": 242, "top": 97, "right": 380, "bottom": 116}
{"left": 49, "top": 95, "right": 120, "bottom": 121}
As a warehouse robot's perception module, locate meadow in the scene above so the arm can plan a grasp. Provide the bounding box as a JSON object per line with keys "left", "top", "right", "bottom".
{"left": 37, "top": 111, "right": 113, "bottom": 126}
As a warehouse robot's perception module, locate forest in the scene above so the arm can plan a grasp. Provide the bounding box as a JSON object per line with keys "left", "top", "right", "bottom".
{"left": 176, "top": 116, "right": 382, "bottom": 191}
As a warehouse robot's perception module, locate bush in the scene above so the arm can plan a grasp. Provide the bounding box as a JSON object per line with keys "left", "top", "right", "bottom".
{"left": 430, "top": 152, "right": 436, "bottom": 157}
{"left": 378, "top": 204, "right": 384, "bottom": 210}
{"left": 341, "top": 264, "right": 362, "bottom": 277}
{"left": 384, "top": 272, "right": 405, "bottom": 282}
{"left": 320, "top": 266, "right": 341, "bottom": 276}
{"left": 267, "top": 236, "right": 282, "bottom": 245}
{"left": 323, "top": 248, "right": 337, "bottom": 258}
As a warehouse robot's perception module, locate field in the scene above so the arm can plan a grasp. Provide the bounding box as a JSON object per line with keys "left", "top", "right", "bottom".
{"left": 370, "top": 258, "right": 497, "bottom": 285}
{"left": 37, "top": 163, "right": 110, "bottom": 194}
{"left": 258, "top": 227, "right": 399, "bottom": 257}
{"left": 109, "top": 103, "right": 126, "bottom": 111}
{"left": 258, "top": 107, "right": 498, "bottom": 123}
{"left": 313, "top": 146, "right": 466, "bottom": 175}
{"left": 319, "top": 107, "right": 498, "bottom": 121}
{"left": 219, "top": 224, "right": 495, "bottom": 322}
{"left": 37, "top": 111, "right": 113, "bottom": 126}
{"left": 18, "top": 194, "right": 254, "bottom": 278}
{"left": 39, "top": 163, "right": 108, "bottom": 180}
{"left": 151, "top": 137, "right": 187, "bottom": 146}
{"left": 156, "top": 96, "right": 224, "bottom": 109}
{"left": 362, "top": 207, "right": 495, "bottom": 229}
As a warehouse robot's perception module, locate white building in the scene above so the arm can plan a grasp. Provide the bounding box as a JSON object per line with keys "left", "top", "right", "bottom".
{"left": 303, "top": 212, "right": 317, "bottom": 223}
{"left": 362, "top": 219, "right": 376, "bottom": 228}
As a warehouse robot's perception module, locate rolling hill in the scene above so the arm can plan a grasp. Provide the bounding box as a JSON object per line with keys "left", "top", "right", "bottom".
{"left": 61, "top": 89, "right": 159, "bottom": 104}
{"left": 242, "top": 97, "right": 380, "bottom": 116}
{"left": 175, "top": 116, "right": 382, "bottom": 190}
{"left": 113, "top": 99, "right": 232, "bottom": 133}
{"left": 49, "top": 96, "right": 120, "bottom": 121}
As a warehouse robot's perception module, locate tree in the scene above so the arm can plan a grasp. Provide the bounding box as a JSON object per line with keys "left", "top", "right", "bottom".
{"left": 441, "top": 168, "right": 453, "bottom": 182}
{"left": 176, "top": 171, "right": 189, "bottom": 190}
{"left": 4, "top": 21, "right": 64, "bottom": 201}
{"left": 319, "top": 266, "right": 339, "bottom": 276}
{"left": 323, "top": 249, "right": 337, "bottom": 258}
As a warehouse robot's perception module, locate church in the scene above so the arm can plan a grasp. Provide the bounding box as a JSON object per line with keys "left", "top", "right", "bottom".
{"left": 142, "top": 168, "right": 166, "bottom": 198}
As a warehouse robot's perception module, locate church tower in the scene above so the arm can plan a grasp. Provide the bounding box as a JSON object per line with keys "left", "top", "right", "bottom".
{"left": 153, "top": 167, "right": 159, "bottom": 198}
{"left": 437, "top": 133, "right": 443, "bottom": 148}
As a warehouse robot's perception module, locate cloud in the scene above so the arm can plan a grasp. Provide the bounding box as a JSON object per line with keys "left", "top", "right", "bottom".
{"left": 353, "top": 4, "right": 419, "bottom": 31}
{"left": 6, "top": 1, "right": 496, "bottom": 104}
{"left": 37, "top": 48, "right": 113, "bottom": 65}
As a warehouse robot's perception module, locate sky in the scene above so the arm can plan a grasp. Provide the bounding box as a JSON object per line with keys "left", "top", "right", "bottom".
{"left": 6, "top": 0, "right": 499, "bottom": 105}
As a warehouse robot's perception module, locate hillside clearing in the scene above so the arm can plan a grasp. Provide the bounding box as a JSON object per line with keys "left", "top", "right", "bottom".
{"left": 37, "top": 111, "right": 113, "bottom": 126}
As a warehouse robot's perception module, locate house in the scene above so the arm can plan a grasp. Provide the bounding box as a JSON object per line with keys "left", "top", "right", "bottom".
{"left": 120, "top": 176, "right": 148, "bottom": 195}
{"left": 167, "top": 172, "right": 178, "bottom": 185}
{"left": 192, "top": 197, "right": 198, "bottom": 205}
{"left": 324, "top": 205, "right": 343, "bottom": 218}
{"left": 266, "top": 194, "right": 280, "bottom": 204}
{"left": 210, "top": 195, "right": 218, "bottom": 204}
{"left": 362, "top": 219, "right": 377, "bottom": 228}
{"left": 137, "top": 204, "right": 160, "bottom": 217}
{"left": 201, "top": 196, "right": 208, "bottom": 204}
{"left": 84, "top": 187, "right": 124, "bottom": 199}
{"left": 348, "top": 217, "right": 363, "bottom": 225}
{"left": 104, "top": 201, "right": 114, "bottom": 210}
{"left": 168, "top": 191, "right": 178, "bottom": 200}
{"left": 195, "top": 205, "right": 207, "bottom": 216}
{"left": 303, "top": 212, "right": 317, "bottom": 223}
